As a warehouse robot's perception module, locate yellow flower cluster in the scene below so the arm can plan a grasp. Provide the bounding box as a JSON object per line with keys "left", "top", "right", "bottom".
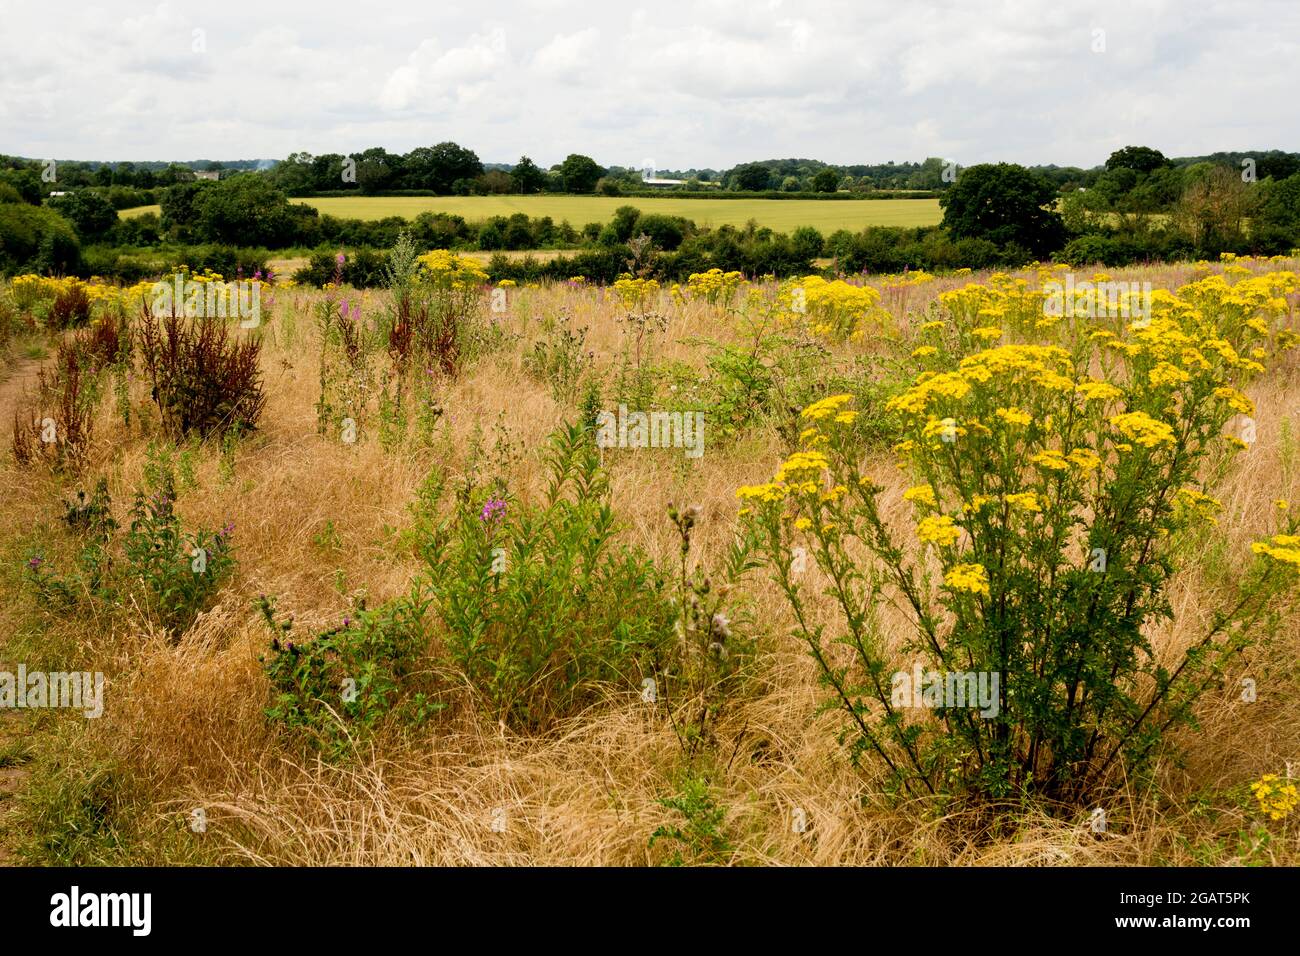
{"left": 10, "top": 273, "right": 165, "bottom": 311}
{"left": 1212, "top": 386, "right": 1255, "bottom": 416}
{"left": 882, "top": 270, "right": 936, "bottom": 289}
{"left": 775, "top": 449, "right": 831, "bottom": 483}
{"left": 685, "top": 268, "right": 746, "bottom": 304}
{"left": 1109, "top": 411, "right": 1176, "bottom": 449}
{"left": 1250, "top": 774, "right": 1299, "bottom": 822}
{"left": 944, "top": 563, "right": 990, "bottom": 596}
{"left": 801, "top": 393, "right": 855, "bottom": 422}
{"left": 917, "top": 514, "right": 961, "bottom": 546}
{"left": 903, "top": 484, "right": 937, "bottom": 508}
{"left": 735, "top": 482, "right": 788, "bottom": 504}
{"left": 1250, "top": 534, "right": 1300, "bottom": 568}
{"left": 417, "top": 249, "right": 489, "bottom": 288}
{"left": 788, "top": 275, "right": 887, "bottom": 339}
{"left": 612, "top": 275, "right": 660, "bottom": 310}
{"left": 1004, "top": 492, "right": 1043, "bottom": 512}
{"left": 1174, "top": 487, "right": 1223, "bottom": 521}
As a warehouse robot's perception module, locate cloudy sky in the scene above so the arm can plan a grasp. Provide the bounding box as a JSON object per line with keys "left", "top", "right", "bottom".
{"left": 1, "top": 0, "right": 1296, "bottom": 170}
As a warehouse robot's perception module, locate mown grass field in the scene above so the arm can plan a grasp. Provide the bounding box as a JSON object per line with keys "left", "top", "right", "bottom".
{"left": 1, "top": 258, "right": 1298, "bottom": 866}
{"left": 120, "top": 195, "right": 944, "bottom": 231}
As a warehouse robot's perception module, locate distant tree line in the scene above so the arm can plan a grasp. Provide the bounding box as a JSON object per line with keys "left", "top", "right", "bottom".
{"left": 2, "top": 145, "right": 1299, "bottom": 278}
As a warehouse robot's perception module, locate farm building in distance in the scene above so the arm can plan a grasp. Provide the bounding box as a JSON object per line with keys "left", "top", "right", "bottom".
{"left": 641, "top": 165, "right": 686, "bottom": 187}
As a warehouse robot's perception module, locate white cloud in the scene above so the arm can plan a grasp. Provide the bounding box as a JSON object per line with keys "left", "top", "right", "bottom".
{"left": 533, "top": 29, "right": 600, "bottom": 79}
{"left": 0, "top": 0, "right": 1295, "bottom": 167}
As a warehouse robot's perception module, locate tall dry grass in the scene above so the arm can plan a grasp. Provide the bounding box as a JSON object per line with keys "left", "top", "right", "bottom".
{"left": 1, "top": 260, "right": 1297, "bottom": 866}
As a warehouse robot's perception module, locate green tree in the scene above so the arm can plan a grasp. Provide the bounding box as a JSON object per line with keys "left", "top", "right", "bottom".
{"left": 1105, "top": 145, "right": 1170, "bottom": 175}
{"left": 559, "top": 154, "right": 603, "bottom": 194}
{"left": 0, "top": 167, "right": 42, "bottom": 204}
{"left": 1254, "top": 172, "right": 1300, "bottom": 249}
{"left": 0, "top": 203, "right": 79, "bottom": 274}
{"left": 1172, "top": 164, "right": 1251, "bottom": 255}
{"left": 731, "top": 163, "right": 772, "bottom": 191}
{"left": 510, "top": 156, "right": 546, "bottom": 194}
{"left": 355, "top": 146, "right": 400, "bottom": 195}
{"left": 790, "top": 225, "right": 824, "bottom": 260}
{"left": 938, "top": 163, "right": 1065, "bottom": 257}
{"left": 811, "top": 167, "right": 840, "bottom": 193}
{"left": 159, "top": 181, "right": 215, "bottom": 242}
{"left": 47, "top": 190, "right": 118, "bottom": 241}
{"left": 405, "top": 142, "right": 483, "bottom": 194}
{"left": 191, "top": 175, "right": 300, "bottom": 247}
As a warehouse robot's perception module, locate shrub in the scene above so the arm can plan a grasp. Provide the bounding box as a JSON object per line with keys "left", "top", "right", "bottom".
{"left": 522, "top": 309, "right": 592, "bottom": 403}
{"left": 12, "top": 340, "right": 96, "bottom": 469}
{"left": 412, "top": 249, "right": 492, "bottom": 377}
{"left": 648, "top": 772, "right": 733, "bottom": 866}
{"left": 122, "top": 463, "right": 235, "bottom": 636}
{"left": 24, "top": 457, "right": 235, "bottom": 637}
{"left": 0, "top": 203, "right": 79, "bottom": 275}
{"left": 137, "top": 302, "right": 266, "bottom": 440}
{"left": 738, "top": 267, "right": 1300, "bottom": 804}
{"left": 315, "top": 275, "right": 381, "bottom": 441}
{"left": 257, "top": 593, "right": 441, "bottom": 757}
{"left": 294, "top": 247, "right": 388, "bottom": 287}
{"left": 418, "top": 422, "right": 676, "bottom": 728}
{"left": 48, "top": 281, "right": 92, "bottom": 330}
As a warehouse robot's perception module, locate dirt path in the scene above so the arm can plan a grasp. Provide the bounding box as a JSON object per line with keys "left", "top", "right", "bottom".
{"left": 0, "top": 350, "right": 45, "bottom": 864}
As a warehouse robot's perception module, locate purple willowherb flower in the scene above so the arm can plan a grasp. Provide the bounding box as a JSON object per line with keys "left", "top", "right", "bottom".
{"left": 480, "top": 497, "right": 507, "bottom": 523}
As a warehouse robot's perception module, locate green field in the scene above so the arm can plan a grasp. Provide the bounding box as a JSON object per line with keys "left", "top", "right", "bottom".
{"left": 119, "top": 195, "right": 942, "bottom": 232}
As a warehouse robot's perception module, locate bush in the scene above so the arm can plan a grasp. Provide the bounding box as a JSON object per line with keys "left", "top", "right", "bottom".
{"left": 12, "top": 340, "right": 96, "bottom": 470}
{"left": 24, "top": 456, "right": 236, "bottom": 638}
{"left": 46, "top": 191, "right": 118, "bottom": 242}
{"left": 122, "top": 464, "right": 235, "bottom": 636}
{"left": 190, "top": 175, "right": 304, "bottom": 247}
{"left": 293, "top": 247, "right": 388, "bottom": 287}
{"left": 418, "top": 422, "right": 677, "bottom": 728}
{"left": 739, "top": 269, "right": 1300, "bottom": 804}
{"left": 48, "top": 281, "right": 92, "bottom": 329}
{"left": 0, "top": 203, "right": 80, "bottom": 275}
{"left": 137, "top": 303, "right": 266, "bottom": 440}
{"left": 257, "top": 593, "right": 440, "bottom": 757}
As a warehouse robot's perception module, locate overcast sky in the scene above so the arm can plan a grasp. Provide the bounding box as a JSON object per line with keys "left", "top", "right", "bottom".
{"left": 1, "top": 0, "right": 1296, "bottom": 170}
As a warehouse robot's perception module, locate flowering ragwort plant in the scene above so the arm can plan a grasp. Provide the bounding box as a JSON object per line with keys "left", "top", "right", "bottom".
{"left": 739, "top": 265, "right": 1300, "bottom": 804}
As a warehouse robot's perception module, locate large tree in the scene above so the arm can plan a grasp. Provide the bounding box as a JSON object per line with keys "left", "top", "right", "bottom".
{"left": 939, "top": 163, "right": 1065, "bottom": 257}
{"left": 811, "top": 167, "right": 840, "bottom": 192}
{"left": 404, "top": 142, "right": 483, "bottom": 194}
{"left": 1105, "top": 146, "right": 1170, "bottom": 175}
{"left": 731, "top": 162, "right": 772, "bottom": 192}
{"left": 46, "top": 190, "right": 118, "bottom": 241}
{"left": 510, "top": 155, "right": 546, "bottom": 194}
{"left": 559, "top": 153, "right": 603, "bottom": 194}
{"left": 190, "top": 174, "right": 301, "bottom": 247}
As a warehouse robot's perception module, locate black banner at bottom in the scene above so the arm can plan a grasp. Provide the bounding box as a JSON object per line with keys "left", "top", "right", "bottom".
{"left": 0, "top": 865, "right": 1286, "bottom": 942}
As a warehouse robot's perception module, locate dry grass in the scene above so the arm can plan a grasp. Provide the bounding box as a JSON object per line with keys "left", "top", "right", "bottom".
{"left": 1, "top": 260, "right": 1298, "bottom": 866}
